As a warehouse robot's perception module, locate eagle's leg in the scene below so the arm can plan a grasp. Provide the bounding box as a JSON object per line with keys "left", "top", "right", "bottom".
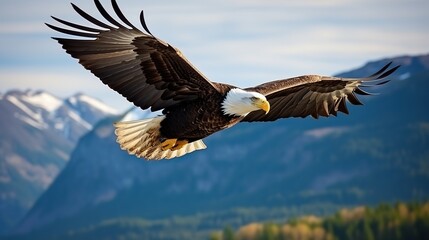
{"left": 160, "top": 138, "right": 177, "bottom": 150}
{"left": 171, "top": 140, "right": 189, "bottom": 151}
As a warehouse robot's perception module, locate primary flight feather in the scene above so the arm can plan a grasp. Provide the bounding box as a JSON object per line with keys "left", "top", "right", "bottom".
{"left": 47, "top": 0, "right": 399, "bottom": 160}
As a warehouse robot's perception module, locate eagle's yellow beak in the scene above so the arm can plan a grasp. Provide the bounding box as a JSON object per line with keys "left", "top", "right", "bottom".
{"left": 254, "top": 99, "right": 270, "bottom": 114}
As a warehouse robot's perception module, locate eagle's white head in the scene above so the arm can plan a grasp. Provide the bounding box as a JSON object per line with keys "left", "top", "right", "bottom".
{"left": 222, "top": 88, "right": 270, "bottom": 116}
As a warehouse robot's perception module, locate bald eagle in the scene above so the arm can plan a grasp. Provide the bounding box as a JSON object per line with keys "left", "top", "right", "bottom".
{"left": 47, "top": 0, "right": 399, "bottom": 160}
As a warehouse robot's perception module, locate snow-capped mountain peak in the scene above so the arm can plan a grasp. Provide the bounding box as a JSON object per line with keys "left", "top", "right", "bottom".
{"left": 4, "top": 90, "right": 62, "bottom": 112}
{"left": 67, "top": 93, "right": 119, "bottom": 115}
{"left": 1, "top": 90, "right": 120, "bottom": 142}
{"left": 21, "top": 91, "right": 63, "bottom": 112}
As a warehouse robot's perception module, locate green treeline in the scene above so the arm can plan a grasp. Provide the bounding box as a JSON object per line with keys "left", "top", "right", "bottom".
{"left": 211, "top": 202, "right": 429, "bottom": 240}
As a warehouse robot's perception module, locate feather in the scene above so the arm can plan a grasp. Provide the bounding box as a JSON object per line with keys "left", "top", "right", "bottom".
{"left": 45, "top": 23, "right": 98, "bottom": 38}
{"left": 321, "top": 99, "right": 330, "bottom": 117}
{"left": 354, "top": 87, "right": 372, "bottom": 95}
{"left": 368, "top": 62, "right": 392, "bottom": 78}
{"left": 140, "top": 11, "right": 153, "bottom": 35}
{"left": 347, "top": 92, "right": 363, "bottom": 105}
{"left": 94, "top": 0, "right": 126, "bottom": 28}
{"left": 51, "top": 16, "right": 102, "bottom": 33}
{"left": 111, "top": 0, "right": 139, "bottom": 30}
{"left": 71, "top": 3, "right": 113, "bottom": 29}
{"left": 377, "top": 65, "right": 400, "bottom": 79}
{"left": 338, "top": 98, "right": 349, "bottom": 114}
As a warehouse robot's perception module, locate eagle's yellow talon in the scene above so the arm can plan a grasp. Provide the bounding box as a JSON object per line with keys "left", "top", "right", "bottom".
{"left": 171, "top": 140, "right": 188, "bottom": 151}
{"left": 160, "top": 138, "right": 177, "bottom": 150}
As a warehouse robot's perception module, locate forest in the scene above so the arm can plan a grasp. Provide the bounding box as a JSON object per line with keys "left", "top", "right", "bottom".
{"left": 212, "top": 202, "right": 429, "bottom": 240}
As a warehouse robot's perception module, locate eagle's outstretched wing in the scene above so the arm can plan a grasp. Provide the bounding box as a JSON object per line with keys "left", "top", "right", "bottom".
{"left": 47, "top": 0, "right": 219, "bottom": 111}
{"left": 242, "top": 62, "right": 399, "bottom": 122}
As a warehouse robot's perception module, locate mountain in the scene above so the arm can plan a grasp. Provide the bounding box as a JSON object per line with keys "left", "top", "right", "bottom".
{"left": 9, "top": 54, "right": 429, "bottom": 239}
{"left": 0, "top": 90, "right": 119, "bottom": 234}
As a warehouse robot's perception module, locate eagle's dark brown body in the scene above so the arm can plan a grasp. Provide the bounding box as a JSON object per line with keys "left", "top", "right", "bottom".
{"left": 160, "top": 85, "right": 241, "bottom": 142}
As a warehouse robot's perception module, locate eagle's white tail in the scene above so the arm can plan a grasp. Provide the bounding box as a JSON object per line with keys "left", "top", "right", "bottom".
{"left": 114, "top": 116, "right": 206, "bottom": 160}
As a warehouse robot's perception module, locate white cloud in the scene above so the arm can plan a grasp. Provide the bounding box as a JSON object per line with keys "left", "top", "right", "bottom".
{"left": 304, "top": 127, "right": 350, "bottom": 139}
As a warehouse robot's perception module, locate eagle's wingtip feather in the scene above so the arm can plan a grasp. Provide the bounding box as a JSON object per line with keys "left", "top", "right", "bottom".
{"left": 140, "top": 10, "right": 153, "bottom": 36}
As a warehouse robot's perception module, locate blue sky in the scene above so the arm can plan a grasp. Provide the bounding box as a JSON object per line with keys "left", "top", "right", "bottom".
{"left": 1, "top": 0, "right": 428, "bottom": 111}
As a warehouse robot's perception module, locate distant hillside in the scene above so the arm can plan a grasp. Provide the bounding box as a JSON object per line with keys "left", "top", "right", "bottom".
{"left": 9, "top": 54, "right": 429, "bottom": 239}
{"left": 213, "top": 201, "right": 429, "bottom": 240}
{"left": 0, "top": 90, "right": 118, "bottom": 233}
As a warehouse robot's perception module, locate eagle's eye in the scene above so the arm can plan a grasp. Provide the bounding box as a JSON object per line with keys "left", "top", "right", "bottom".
{"left": 250, "top": 96, "right": 258, "bottom": 101}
